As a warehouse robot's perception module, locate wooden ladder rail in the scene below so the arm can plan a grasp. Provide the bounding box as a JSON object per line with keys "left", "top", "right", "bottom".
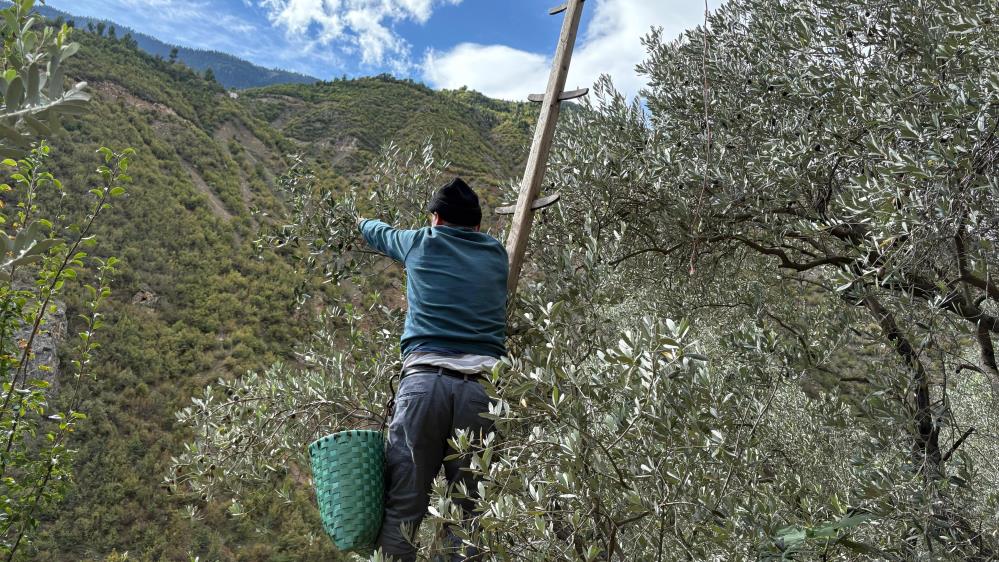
{"left": 503, "top": 0, "right": 587, "bottom": 295}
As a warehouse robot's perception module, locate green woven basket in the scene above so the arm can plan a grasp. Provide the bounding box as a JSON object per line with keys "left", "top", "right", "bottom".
{"left": 309, "top": 429, "right": 385, "bottom": 553}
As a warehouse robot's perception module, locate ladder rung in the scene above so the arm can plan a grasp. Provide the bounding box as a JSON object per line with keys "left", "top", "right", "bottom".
{"left": 528, "top": 88, "right": 590, "bottom": 103}
{"left": 495, "top": 192, "right": 561, "bottom": 215}
{"left": 559, "top": 87, "right": 589, "bottom": 101}
{"left": 549, "top": 0, "right": 583, "bottom": 16}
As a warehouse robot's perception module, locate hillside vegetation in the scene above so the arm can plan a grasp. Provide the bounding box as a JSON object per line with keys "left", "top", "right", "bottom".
{"left": 14, "top": 25, "right": 532, "bottom": 562}
{"left": 242, "top": 79, "right": 534, "bottom": 190}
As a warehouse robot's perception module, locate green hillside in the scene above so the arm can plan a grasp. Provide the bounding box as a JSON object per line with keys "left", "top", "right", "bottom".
{"left": 22, "top": 27, "right": 532, "bottom": 562}
{"left": 242, "top": 78, "right": 534, "bottom": 188}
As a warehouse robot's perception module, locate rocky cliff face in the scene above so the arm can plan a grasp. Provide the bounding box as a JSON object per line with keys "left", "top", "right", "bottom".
{"left": 14, "top": 299, "right": 68, "bottom": 391}
{"left": 32, "top": 300, "right": 67, "bottom": 386}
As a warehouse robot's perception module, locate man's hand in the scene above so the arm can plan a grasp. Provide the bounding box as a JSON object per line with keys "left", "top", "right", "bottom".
{"left": 356, "top": 217, "right": 367, "bottom": 229}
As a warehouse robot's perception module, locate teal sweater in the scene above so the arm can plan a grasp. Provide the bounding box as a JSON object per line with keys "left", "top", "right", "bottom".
{"left": 359, "top": 219, "right": 508, "bottom": 358}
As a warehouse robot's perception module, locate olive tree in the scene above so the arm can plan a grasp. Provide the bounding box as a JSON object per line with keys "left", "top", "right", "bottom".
{"left": 533, "top": 0, "right": 999, "bottom": 557}
{"left": 168, "top": 143, "right": 447, "bottom": 508}
{"left": 172, "top": 0, "right": 999, "bottom": 559}
{"left": 175, "top": 148, "right": 899, "bottom": 562}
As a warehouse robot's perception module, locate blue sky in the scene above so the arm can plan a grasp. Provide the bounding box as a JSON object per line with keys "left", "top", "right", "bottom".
{"left": 48, "top": 0, "right": 706, "bottom": 100}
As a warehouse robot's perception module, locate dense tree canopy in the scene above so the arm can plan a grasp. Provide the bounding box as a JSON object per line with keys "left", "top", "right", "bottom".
{"left": 177, "top": 0, "right": 999, "bottom": 560}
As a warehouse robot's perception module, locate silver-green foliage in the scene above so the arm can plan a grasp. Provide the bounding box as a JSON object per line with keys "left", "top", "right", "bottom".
{"left": 533, "top": 0, "right": 999, "bottom": 557}
{"left": 173, "top": 0, "right": 999, "bottom": 559}
{"left": 169, "top": 142, "right": 450, "bottom": 503}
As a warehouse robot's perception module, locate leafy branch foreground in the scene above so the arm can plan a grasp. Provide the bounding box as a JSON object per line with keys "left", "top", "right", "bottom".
{"left": 172, "top": 142, "right": 897, "bottom": 561}
{"left": 0, "top": 144, "right": 132, "bottom": 559}
{"left": 174, "top": 0, "right": 999, "bottom": 560}
{"left": 0, "top": 2, "right": 134, "bottom": 558}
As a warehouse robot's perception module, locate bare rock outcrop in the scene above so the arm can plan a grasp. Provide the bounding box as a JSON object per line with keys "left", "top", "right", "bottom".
{"left": 132, "top": 288, "right": 159, "bottom": 307}
{"left": 15, "top": 299, "right": 67, "bottom": 390}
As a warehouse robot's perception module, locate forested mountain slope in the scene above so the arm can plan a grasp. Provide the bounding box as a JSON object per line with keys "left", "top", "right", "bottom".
{"left": 242, "top": 80, "right": 535, "bottom": 186}
{"left": 23, "top": 28, "right": 531, "bottom": 562}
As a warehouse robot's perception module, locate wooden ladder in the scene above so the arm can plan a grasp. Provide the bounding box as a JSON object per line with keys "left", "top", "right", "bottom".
{"left": 496, "top": 0, "right": 588, "bottom": 295}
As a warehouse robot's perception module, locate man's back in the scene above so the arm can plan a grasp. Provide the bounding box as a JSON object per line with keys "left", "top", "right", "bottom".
{"left": 358, "top": 220, "right": 508, "bottom": 358}
{"left": 359, "top": 178, "right": 505, "bottom": 562}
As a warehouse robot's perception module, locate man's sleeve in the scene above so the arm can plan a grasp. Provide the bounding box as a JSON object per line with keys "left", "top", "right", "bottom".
{"left": 358, "top": 219, "right": 419, "bottom": 263}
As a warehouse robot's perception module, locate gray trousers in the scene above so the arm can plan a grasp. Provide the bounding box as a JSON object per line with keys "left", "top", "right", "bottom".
{"left": 376, "top": 370, "right": 494, "bottom": 562}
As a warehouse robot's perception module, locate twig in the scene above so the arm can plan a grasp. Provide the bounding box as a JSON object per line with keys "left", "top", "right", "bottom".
{"left": 6, "top": 460, "right": 54, "bottom": 561}
{"left": 689, "top": 0, "right": 713, "bottom": 275}
{"left": 942, "top": 427, "right": 975, "bottom": 463}
{"left": 713, "top": 376, "right": 780, "bottom": 510}
{"left": 610, "top": 243, "right": 683, "bottom": 267}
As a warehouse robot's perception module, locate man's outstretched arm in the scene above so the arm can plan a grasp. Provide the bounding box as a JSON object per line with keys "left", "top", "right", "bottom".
{"left": 357, "top": 218, "right": 418, "bottom": 263}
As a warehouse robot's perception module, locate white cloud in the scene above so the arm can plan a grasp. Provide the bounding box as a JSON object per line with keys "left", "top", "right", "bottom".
{"left": 257, "top": 0, "right": 462, "bottom": 67}
{"left": 423, "top": 44, "right": 550, "bottom": 101}
{"left": 421, "top": 0, "right": 706, "bottom": 101}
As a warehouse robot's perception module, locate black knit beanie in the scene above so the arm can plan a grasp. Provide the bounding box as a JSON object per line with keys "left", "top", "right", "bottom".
{"left": 427, "top": 177, "right": 482, "bottom": 227}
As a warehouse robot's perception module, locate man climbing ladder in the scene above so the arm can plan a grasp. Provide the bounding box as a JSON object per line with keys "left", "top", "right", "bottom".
{"left": 357, "top": 178, "right": 507, "bottom": 561}
{"left": 353, "top": 1, "right": 588, "bottom": 558}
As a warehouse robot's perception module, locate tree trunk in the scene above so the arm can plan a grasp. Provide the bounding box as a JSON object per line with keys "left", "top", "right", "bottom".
{"left": 976, "top": 320, "right": 999, "bottom": 399}
{"left": 862, "top": 294, "right": 941, "bottom": 476}
{"left": 864, "top": 293, "right": 996, "bottom": 558}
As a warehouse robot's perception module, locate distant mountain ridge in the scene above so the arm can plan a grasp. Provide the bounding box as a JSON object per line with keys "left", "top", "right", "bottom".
{"left": 30, "top": 3, "right": 319, "bottom": 89}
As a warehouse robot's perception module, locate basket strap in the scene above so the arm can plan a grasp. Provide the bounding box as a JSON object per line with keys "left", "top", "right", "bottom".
{"left": 381, "top": 375, "right": 398, "bottom": 432}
